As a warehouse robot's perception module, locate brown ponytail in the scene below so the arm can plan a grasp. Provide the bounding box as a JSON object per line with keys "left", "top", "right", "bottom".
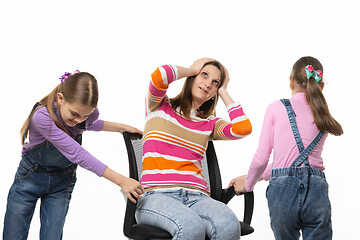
{"left": 290, "top": 56, "right": 343, "bottom": 136}
{"left": 20, "top": 72, "right": 98, "bottom": 145}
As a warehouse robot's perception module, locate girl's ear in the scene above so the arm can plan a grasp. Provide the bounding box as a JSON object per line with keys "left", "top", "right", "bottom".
{"left": 289, "top": 77, "right": 295, "bottom": 90}
{"left": 57, "top": 93, "right": 64, "bottom": 104}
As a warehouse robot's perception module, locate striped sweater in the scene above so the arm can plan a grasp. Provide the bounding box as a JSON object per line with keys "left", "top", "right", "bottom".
{"left": 141, "top": 65, "right": 252, "bottom": 192}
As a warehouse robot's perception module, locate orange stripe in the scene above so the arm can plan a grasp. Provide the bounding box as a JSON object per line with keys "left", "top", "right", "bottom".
{"left": 217, "top": 123, "right": 230, "bottom": 140}
{"left": 143, "top": 156, "right": 202, "bottom": 175}
{"left": 232, "top": 120, "right": 252, "bottom": 135}
{"left": 151, "top": 68, "right": 168, "bottom": 90}
{"left": 148, "top": 91, "right": 162, "bottom": 102}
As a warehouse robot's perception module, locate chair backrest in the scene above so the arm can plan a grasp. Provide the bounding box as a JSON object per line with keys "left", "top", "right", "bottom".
{"left": 122, "top": 132, "right": 223, "bottom": 201}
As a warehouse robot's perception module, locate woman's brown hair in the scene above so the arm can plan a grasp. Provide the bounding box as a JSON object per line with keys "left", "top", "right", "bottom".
{"left": 290, "top": 56, "right": 343, "bottom": 136}
{"left": 20, "top": 72, "right": 98, "bottom": 145}
{"left": 170, "top": 61, "right": 226, "bottom": 119}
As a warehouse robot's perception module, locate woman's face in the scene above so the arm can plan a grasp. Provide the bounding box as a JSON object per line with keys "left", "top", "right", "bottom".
{"left": 191, "top": 64, "right": 221, "bottom": 109}
{"left": 57, "top": 93, "right": 95, "bottom": 127}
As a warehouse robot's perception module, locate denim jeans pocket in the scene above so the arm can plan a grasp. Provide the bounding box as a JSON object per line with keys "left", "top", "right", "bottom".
{"left": 66, "top": 169, "right": 77, "bottom": 185}
{"left": 15, "top": 160, "right": 33, "bottom": 180}
{"left": 142, "top": 190, "right": 155, "bottom": 198}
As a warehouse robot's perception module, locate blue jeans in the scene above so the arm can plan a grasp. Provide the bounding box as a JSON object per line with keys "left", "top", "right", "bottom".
{"left": 135, "top": 188, "right": 241, "bottom": 240}
{"left": 3, "top": 155, "right": 77, "bottom": 240}
{"left": 266, "top": 167, "right": 332, "bottom": 240}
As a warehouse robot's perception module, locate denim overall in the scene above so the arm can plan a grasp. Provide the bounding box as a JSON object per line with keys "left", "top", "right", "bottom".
{"left": 266, "top": 99, "right": 332, "bottom": 240}
{"left": 3, "top": 103, "right": 84, "bottom": 240}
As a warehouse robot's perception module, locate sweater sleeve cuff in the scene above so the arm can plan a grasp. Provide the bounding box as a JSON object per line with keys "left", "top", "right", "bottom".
{"left": 94, "top": 162, "right": 108, "bottom": 177}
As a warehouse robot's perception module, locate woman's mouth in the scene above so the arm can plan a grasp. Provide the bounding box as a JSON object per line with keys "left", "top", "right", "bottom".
{"left": 199, "top": 87, "right": 208, "bottom": 94}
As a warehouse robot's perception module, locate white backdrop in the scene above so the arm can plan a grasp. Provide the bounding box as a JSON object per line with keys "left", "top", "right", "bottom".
{"left": 1, "top": 0, "right": 358, "bottom": 239}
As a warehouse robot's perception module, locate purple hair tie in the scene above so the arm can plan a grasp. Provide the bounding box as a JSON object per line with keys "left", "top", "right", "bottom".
{"left": 59, "top": 70, "right": 80, "bottom": 83}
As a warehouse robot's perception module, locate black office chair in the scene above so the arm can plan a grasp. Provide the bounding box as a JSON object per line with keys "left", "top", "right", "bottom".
{"left": 122, "top": 132, "right": 254, "bottom": 240}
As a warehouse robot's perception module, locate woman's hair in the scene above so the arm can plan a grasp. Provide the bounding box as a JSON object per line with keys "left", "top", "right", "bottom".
{"left": 290, "top": 56, "right": 343, "bottom": 136}
{"left": 170, "top": 61, "right": 226, "bottom": 119}
{"left": 20, "top": 72, "right": 98, "bottom": 145}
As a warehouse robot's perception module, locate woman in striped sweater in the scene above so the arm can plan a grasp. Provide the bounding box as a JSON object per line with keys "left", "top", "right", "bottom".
{"left": 135, "top": 58, "right": 252, "bottom": 239}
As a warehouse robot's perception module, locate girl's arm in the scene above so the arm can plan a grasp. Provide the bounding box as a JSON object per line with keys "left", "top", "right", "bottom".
{"left": 102, "top": 168, "right": 144, "bottom": 203}
{"left": 101, "top": 121, "right": 143, "bottom": 135}
{"left": 243, "top": 104, "right": 275, "bottom": 192}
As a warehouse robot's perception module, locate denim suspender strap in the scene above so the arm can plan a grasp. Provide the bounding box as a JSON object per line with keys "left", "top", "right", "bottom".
{"left": 280, "top": 99, "right": 305, "bottom": 153}
{"left": 292, "top": 131, "right": 324, "bottom": 167}
{"left": 280, "top": 99, "right": 324, "bottom": 167}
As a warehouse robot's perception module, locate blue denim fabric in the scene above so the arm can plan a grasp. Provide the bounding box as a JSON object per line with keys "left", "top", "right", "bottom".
{"left": 266, "top": 99, "right": 332, "bottom": 240}
{"left": 267, "top": 167, "right": 332, "bottom": 240}
{"left": 135, "top": 188, "right": 241, "bottom": 240}
{"left": 3, "top": 135, "right": 80, "bottom": 240}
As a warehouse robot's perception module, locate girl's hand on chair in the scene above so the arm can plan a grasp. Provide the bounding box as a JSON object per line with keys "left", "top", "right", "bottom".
{"left": 120, "top": 177, "right": 145, "bottom": 203}
{"left": 116, "top": 124, "right": 143, "bottom": 134}
{"left": 120, "top": 124, "right": 143, "bottom": 135}
{"left": 229, "top": 175, "right": 248, "bottom": 196}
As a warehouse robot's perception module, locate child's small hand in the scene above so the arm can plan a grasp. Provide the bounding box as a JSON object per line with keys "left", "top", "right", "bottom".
{"left": 120, "top": 177, "right": 145, "bottom": 203}
{"left": 102, "top": 121, "right": 143, "bottom": 135}
{"left": 228, "top": 175, "right": 248, "bottom": 196}
{"left": 121, "top": 124, "right": 143, "bottom": 135}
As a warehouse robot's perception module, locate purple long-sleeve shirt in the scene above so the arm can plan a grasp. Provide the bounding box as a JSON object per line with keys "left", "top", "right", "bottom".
{"left": 22, "top": 105, "right": 108, "bottom": 177}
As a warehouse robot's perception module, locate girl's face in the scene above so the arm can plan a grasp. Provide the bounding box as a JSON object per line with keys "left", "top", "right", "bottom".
{"left": 57, "top": 93, "right": 95, "bottom": 127}
{"left": 191, "top": 65, "right": 221, "bottom": 109}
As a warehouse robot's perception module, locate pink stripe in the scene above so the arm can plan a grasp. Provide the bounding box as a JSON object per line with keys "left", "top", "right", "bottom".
{"left": 161, "top": 65, "right": 176, "bottom": 84}
{"left": 156, "top": 101, "right": 219, "bottom": 132}
{"left": 222, "top": 124, "right": 240, "bottom": 140}
{"left": 149, "top": 81, "right": 167, "bottom": 97}
{"left": 143, "top": 139, "right": 204, "bottom": 161}
{"left": 141, "top": 173, "right": 208, "bottom": 189}
{"left": 229, "top": 106, "right": 245, "bottom": 121}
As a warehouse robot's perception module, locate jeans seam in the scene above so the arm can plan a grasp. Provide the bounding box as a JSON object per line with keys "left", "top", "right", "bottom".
{"left": 199, "top": 215, "right": 217, "bottom": 239}
{"left": 138, "top": 208, "right": 182, "bottom": 239}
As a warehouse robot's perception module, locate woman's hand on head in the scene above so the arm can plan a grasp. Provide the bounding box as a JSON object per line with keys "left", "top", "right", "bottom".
{"left": 218, "top": 65, "right": 230, "bottom": 94}
{"left": 189, "top": 57, "right": 216, "bottom": 75}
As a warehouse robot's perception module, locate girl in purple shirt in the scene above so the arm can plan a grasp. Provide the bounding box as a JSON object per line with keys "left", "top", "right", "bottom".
{"left": 3, "top": 71, "right": 144, "bottom": 240}
{"left": 229, "top": 56, "right": 343, "bottom": 239}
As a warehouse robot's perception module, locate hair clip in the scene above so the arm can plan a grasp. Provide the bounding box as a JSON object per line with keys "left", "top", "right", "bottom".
{"left": 305, "top": 65, "right": 322, "bottom": 82}
{"left": 59, "top": 70, "right": 80, "bottom": 83}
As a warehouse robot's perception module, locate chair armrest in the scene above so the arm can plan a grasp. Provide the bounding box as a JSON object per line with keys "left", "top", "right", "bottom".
{"left": 221, "top": 186, "right": 236, "bottom": 204}
{"left": 243, "top": 191, "right": 254, "bottom": 225}
{"left": 221, "top": 187, "right": 254, "bottom": 225}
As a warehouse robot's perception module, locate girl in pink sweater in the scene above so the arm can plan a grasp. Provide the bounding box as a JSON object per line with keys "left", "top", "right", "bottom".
{"left": 229, "top": 56, "right": 343, "bottom": 240}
